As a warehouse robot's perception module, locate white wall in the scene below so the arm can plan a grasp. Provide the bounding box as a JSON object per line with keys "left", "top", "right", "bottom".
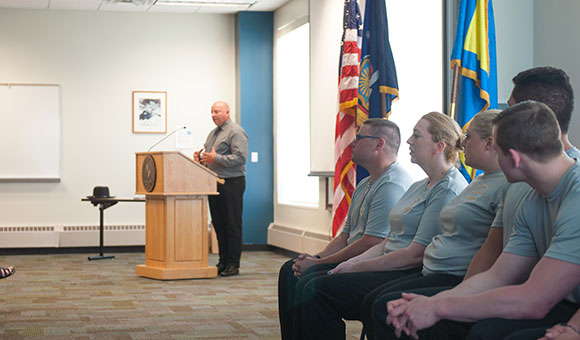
{"left": 0, "top": 9, "right": 235, "bottom": 230}
{"left": 533, "top": 0, "right": 580, "bottom": 146}
{"left": 309, "top": 0, "right": 342, "bottom": 173}
{"left": 494, "top": 0, "right": 534, "bottom": 103}
{"left": 273, "top": 0, "right": 333, "bottom": 241}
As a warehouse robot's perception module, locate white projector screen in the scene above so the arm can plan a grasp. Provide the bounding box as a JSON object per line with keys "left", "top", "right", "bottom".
{"left": 0, "top": 84, "right": 61, "bottom": 182}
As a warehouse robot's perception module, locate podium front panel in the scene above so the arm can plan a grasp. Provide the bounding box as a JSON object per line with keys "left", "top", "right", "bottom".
{"left": 174, "top": 197, "right": 204, "bottom": 262}
{"left": 145, "top": 197, "right": 166, "bottom": 264}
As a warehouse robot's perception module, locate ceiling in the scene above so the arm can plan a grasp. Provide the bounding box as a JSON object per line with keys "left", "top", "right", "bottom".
{"left": 0, "top": 0, "right": 291, "bottom": 14}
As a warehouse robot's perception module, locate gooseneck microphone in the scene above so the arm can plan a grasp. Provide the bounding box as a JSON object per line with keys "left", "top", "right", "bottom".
{"left": 148, "top": 126, "right": 186, "bottom": 152}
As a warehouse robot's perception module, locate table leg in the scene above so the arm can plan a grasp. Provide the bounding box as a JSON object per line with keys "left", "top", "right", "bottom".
{"left": 88, "top": 203, "right": 115, "bottom": 261}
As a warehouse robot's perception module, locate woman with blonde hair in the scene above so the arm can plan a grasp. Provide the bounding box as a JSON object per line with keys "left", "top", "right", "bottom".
{"left": 367, "top": 109, "right": 507, "bottom": 340}
{"left": 296, "top": 112, "right": 469, "bottom": 340}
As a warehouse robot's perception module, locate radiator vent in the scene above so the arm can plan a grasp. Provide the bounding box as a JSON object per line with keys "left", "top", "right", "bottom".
{"left": 304, "top": 230, "right": 331, "bottom": 241}
{"left": 0, "top": 226, "right": 55, "bottom": 232}
{"left": 0, "top": 225, "right": 145, "bottom": 248}
{"left": 269, "top": 224, "right": 303, "bottom": 235}
{"left": 267, "top": 223, "right": 330, "bottom": 254}
{"left": 63, "top": 225, "right": 145, "bottom": 232}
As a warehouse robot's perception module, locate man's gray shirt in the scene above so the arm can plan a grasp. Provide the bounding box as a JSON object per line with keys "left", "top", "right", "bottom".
{"left": 203, "top": 119, "right": 248, "bottom": 178}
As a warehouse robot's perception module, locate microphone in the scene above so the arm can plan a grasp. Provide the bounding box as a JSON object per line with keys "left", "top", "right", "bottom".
{"left": 148, "top": 126, "right": 186, "bottom": 152}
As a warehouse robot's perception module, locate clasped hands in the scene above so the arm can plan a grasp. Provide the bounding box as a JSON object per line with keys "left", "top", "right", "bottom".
{"left": 292, "top": 254, "right": 321, "bottom": 278}
{"left": 194, "top": 147, "right": 217, "bottom": 164}
{"left": 386, "top": 293, "right": 440, "bottom": 339}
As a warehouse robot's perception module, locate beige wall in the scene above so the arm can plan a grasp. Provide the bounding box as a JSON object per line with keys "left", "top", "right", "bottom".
{"left": 273, "top": 0, "right": 333, "bottom": 240}
{"left": 534, "top": 0, "right": 580, "bottom": 146}
{"left": 0, "top": 9, "right": 236, "bottom": 227}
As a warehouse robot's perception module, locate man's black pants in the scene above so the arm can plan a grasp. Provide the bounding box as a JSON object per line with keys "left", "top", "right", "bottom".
{"left": 208, "top": 176, "right": 245, "bottom": 268}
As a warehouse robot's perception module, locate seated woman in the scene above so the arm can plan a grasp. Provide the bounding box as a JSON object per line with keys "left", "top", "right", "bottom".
{"left": 1, "top": 266, "right": 15, "bottom": 279}
{"left": 295, "top": 112, "right": 469, "bottom": 340}
{"left": 366, "top": 109, "right": 507, "bottom": 340}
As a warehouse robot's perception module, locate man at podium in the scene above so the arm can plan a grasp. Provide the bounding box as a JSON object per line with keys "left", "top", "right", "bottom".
{"left": 194, "top": 101, "right": 248, "bottom": 277}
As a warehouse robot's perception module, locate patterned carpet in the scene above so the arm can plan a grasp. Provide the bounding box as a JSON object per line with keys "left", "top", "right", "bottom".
{"left": 0, "top": 251, "right": 363, "bottom": 339}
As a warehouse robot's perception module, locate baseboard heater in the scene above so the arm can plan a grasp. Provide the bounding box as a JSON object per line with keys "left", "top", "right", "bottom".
{"left": 0, "top": 225, "right": 145, "bottom": 248}
{"left": 267, "top": 223, "right": 330, "bottom": 254}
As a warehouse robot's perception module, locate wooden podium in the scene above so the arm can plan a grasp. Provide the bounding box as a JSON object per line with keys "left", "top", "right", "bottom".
{"left": 135, "top": 151, "right": 219, "bottom": 280}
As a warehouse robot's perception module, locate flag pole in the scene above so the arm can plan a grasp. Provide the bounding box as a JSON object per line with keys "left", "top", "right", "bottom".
{"left": 380, "top": 93, "right": 387, "bottom": 118}
{"left": 449, "top": 63, "right": 460, "bottom": 120}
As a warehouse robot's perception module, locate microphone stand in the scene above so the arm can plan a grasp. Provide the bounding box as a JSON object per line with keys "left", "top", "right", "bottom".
{"left": 148, "top": 126, "right": 186, "bottom": 152}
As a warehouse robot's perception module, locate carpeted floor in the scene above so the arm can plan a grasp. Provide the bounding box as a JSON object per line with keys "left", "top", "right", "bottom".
{"left": 0, "top": 251, "right": 363, "bottom": 339}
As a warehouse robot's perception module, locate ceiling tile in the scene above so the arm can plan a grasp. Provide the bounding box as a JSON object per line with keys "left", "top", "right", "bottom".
{"left": 49, "top": 0, "right": 101, "bottom": 10}
{"left": 148, "top": 4, "right": 199, "bottom": 13}
{"left": 0, "top": 0, "right": 48, "bottom": 9}
{"left": 195, "top": 6, "right": 241, "bottom": 14}
{"left": 249, "top": 0, "right": 289, "bottom": 12}
{"left": 0, "top": 0, "right": 291, "bottom": 13}
{"left": 99, "top": 1, "right": 150, "bottom": 12}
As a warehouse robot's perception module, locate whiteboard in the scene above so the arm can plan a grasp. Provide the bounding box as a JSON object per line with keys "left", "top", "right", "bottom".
{"left": 0, "top": 84, "right": 61, "bottom": 181}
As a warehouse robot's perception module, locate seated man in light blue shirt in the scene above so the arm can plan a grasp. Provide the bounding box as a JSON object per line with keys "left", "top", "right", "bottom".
{"left": 385, "top": 101, "right": 580, "bottom": 340}
{"left": 277, "top": 118, "right": 413, "bottom": 340}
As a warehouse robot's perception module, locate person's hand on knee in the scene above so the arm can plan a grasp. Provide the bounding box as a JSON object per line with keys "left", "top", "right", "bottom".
{"left": 540, "top": 323, "right": 580, "bottom": 340}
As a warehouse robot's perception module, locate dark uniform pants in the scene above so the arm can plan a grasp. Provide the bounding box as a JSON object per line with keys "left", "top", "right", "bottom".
{"left": 208, "top": 176, "right": 245, "bottom": 267}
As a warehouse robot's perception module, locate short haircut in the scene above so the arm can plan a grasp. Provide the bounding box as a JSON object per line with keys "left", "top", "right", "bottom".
{"left": 493, "top": 101, "right": 563, "bottom": 162}
{"left": 471, "top": 109, "right": 501, "bottom": 139}
{"left": 363, "top": 118, "right": 401, "bottom": 153}
{"left": 511, "top": 66, "right": 574, "bottom": 133}
{"left": 421, "top": 112, "right": 463, "bottom": 164}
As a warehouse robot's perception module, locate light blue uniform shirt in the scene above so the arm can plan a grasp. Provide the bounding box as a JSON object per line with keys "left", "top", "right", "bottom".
{"left": 495, "top": 147, "right": 580, "bottom": 247}
{"left": 384, "top": 167, "right": 467, "bottom": 254}
{"left": 342, "top": 162, "right": 413, "bottom": 244}
{"left": 504, "top": 161, "right": 580, "bottom": 303}
{"left": 567, "top": 146, "right": 580, "bottom": 161}
{"left": 422, "top": 169, "right": 507, "bottom": 276}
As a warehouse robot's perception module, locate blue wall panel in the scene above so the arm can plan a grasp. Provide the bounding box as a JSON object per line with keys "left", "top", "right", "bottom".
{"left": 237, "top": 12, "right": 274, "bottom": 245}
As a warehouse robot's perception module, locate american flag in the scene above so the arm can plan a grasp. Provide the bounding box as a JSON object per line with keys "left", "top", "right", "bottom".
{"left": 332, "top": 0, "right": 362, "bottom": 237}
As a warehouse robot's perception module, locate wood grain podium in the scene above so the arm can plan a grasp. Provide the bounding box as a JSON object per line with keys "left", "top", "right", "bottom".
{"left": 135, "top": 151, "right": 219, "bottom": 280}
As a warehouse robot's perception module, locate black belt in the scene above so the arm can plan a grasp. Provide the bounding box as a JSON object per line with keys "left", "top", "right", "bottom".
{"left": 222, "top": 176, "right": 245, "bottom": 182}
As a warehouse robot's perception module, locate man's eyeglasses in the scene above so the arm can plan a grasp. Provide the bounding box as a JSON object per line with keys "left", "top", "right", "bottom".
{"left": 355, "top": 134, "right": 381, "bottom": 142}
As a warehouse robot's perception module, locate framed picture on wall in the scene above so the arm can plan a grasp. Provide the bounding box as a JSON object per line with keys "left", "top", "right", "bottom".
{"left": 132, "top": 91, "right": 167, "bottom": 133}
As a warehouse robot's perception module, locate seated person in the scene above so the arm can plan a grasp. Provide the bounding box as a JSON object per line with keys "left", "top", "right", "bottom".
{"left": 383, "top": 101, "right": 580, "bottom": 340}
{"left": 277, "top": 118, "right": 413, "bottom": 340}
{"left": 356, "top": 110, "right": 505, "bottom": 340}
{"left": 298, "top": 111, "right": 502, "bottom": 340}
{"left": 462, "top": 66, "right": 580, "bottom": 281}
{"left": 388, "top": 66, "right": 580, "bottom": 333}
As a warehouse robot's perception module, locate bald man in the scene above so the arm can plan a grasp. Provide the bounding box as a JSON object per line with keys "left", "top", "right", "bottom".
{"left": 194, "top": 101, "right": 248, "bottom": 277}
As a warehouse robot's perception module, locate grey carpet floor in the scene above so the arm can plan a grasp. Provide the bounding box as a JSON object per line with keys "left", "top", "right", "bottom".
{"left": 0, "top": 251, "right": 362, "bottom": 339}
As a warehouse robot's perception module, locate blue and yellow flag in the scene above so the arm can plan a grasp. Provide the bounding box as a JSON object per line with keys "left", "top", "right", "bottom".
{"left": 451, "top": 0, "right": 498, "bottom": 181}
{"left": 356, "top": 0, "right": 398, "bottom": 182}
